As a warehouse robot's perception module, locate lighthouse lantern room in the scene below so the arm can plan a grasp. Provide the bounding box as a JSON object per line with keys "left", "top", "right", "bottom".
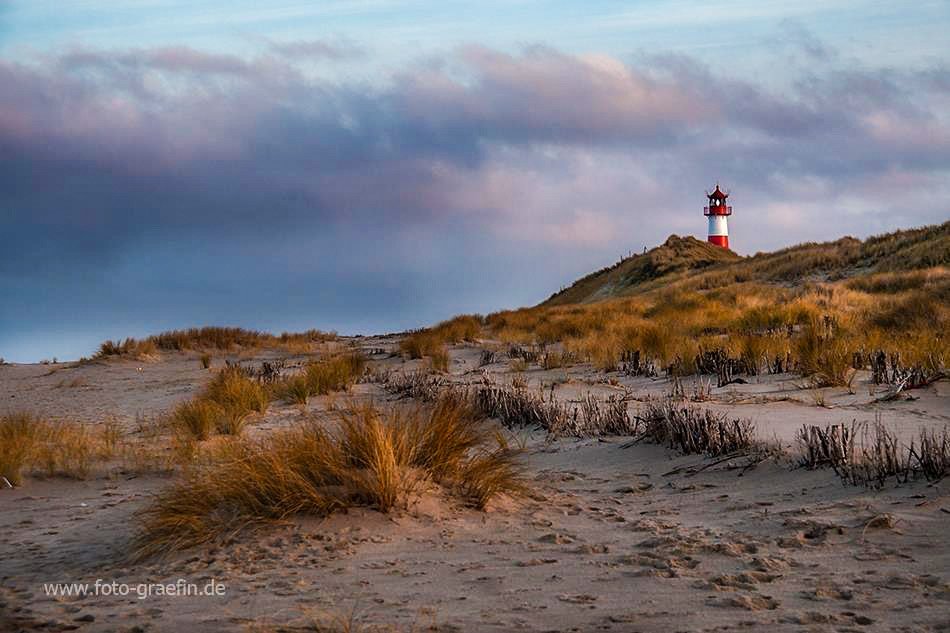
{"left": 704, "top": 184, "right": 732, "bottom": 249}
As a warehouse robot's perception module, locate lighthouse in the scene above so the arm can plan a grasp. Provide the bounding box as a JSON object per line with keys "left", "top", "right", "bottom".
{"left": 704, "top": 184, "right": 732, "bottom": 249}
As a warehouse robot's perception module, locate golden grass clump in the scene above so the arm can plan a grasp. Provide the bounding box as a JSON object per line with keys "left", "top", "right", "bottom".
{"left": 305, "top": 353, "right": 366, "bottom": 395}
{"left": 794, "top": 319, "right": 856, "bottom": 387}
{"left": 203, "top": 366, "right": 269, "bottom": 434}
{"left": 169, "top": 399, "right": 223, "bottom": 441}
{"left": 737, "top": 335, "right": 768, "bottom": 375}
{"left": 428, "top": 346, "right": 450, "bottom": 373}
{"left": 283, "top": 374, "right": 312, "bottom": 405}
{"left": 400, "top": 315, "right": 483, "bottom": 360}
{"left": 399, "top": 331, "right": 440, "bottom": 359}
{"left": 639, "top": 323, "right": 674, "bottom": 366}
{"left": 169, "top": 365, "right": 270, "bottom": 440}
{"left": 433, "top": 314, "right": 482, "bottom": 342}
{"left": 0, "top": 413, "right": 117, "bottom": 484}
{"left": 133, "top": 395, "right": 522, "bottom": 559}
{"left": 0, "top": 413, "right": 45, "bottom": 485}
{"left": 96, "top": 337, "right": 157, "bottom": 360}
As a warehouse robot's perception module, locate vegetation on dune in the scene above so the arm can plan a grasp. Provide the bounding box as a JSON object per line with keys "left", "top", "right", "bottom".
{"left": 382, "top": 223, "right": 948, "bottom": 389}
{"left": 0, "top": 413, "right": 118, "bottom": 484}
{"left": 168, "top": 365, "right": 269, "bottom": 439}
{"left": 428, "top": 347, "right": 450, "bottom": 373}
{"left": 545, "top": 221, "right": 950, "bottom": 306}
{"left": 95, "top": 326, "right": 337, "bottom": 359}
{"left": 276, "top": 353, "right": 366, "bottom": 405}
{"left": 798, "top": 420, "right": 950, "bottom": 487}
{"left": 485, "top": 262, "right": 948, "bottom": 386}
{"left": 549, "top": 290, "right": 932, "bottom": 380}
{"left": 134, "top": 395, "right": 523, "bottom": 559}
{"left": 165, "top": 351, "right": 365, "bottom": 445}
{"left": 543, "top": 234, "right": 742, "bottom": 307}
{"left": 637, "top": 401, "right": 762, "bottom": 457}
{"left": 399, "top": 314, "right": 481, "bottom": 368}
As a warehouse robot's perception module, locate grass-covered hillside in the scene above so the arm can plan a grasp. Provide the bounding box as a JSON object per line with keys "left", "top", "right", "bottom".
{"left": 544, "top": 221, "right": 950, "bottom": 306}
{"left": 543, "top": 234, "right": 741, "bottom": 306}
{"left": 404, "top": 221, "right": 950, "bottom": 388}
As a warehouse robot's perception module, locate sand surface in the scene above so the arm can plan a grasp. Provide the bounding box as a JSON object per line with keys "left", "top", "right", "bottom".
{"left": 2, "top": 339, "right": 949, "bottom": 632}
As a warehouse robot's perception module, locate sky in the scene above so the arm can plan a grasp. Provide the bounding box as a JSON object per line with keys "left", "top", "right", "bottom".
{"left": 2, "top": 1, "right": 949, "bottom": 362}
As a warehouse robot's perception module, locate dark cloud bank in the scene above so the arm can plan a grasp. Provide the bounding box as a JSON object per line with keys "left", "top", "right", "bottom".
{"left": 2, "top": 42, "right": 949, "bottom": 361}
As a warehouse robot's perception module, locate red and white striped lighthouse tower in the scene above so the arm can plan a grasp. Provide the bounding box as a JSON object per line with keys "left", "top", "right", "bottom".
{"left": 704, "top": 184, "right": 732, "bottom": 249}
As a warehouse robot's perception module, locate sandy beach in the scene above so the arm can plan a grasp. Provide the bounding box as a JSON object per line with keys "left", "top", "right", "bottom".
{"left": 2, "top": 339, "right": 948, "bottom": 632}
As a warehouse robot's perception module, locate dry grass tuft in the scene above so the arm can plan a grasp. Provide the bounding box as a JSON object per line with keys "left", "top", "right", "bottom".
{"left": 637, "top": 401, "right": 759, "bottom": 457}
{"left": 276, "top": 353, "right": 367, "bottom": 404}
{"left": 283, "top": 374, "right": 312, "bottom": 405}
{"left": 400, "top": 315, "right": 482, "bottom": 362}
{"left": 204, "top": 367, "right": 269, "bottom": 435}
{"left": 0, "top": 413, "right": 45, "bottom": 485}
{"left": 798, "top": 420, "right": 950, "bottom": 487}
{"left": 376, "top": 370, "right": 446, "bottom": 402}
{"left": 133, "top": 394, "right": 522, "bottom": 559}
{"left": 428, "top": 347, "right": 450, "bottom": 373}
{"left": 169, "top": 365, "right": 271, "bottom": 440}
{"left": 0, "top": 413, "right": 117, "bottom": 484}
{"left": 306, "top": 353, "right": 366, "bottom": 395}
{"left": 400, "top": 331, "right": 441, "bottom": 359}
{"left": 169, "top": 399, "right": 223, "bottom": 441}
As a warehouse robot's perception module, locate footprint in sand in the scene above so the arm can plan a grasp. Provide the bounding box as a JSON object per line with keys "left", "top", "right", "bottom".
{"left": 515, "top": 559, "right": 558, "bottom": 567}
{"left": 800, "top": 583, "right": 854, "bottom": 601}
{"left": 613, "top": 483, "right": 653, "bottom": 494}
{"left": 709, "top": 571, "right": 782, "bottom": 591}
{"left": 747, "top": 556, "right": 792, "bottom": 572}
{"left": 705, "top": 593, "right": 780, "bottom": 610}
{"left": 537, "top": 533, "right": 575, "bottom": 544}
{"left": 557, "top": 594, "right": 598, "bottom": 604}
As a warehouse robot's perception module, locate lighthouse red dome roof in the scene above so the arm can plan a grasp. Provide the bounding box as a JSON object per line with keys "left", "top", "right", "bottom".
{"left": 707, "top": 184, "right": 728, "bottom": 200}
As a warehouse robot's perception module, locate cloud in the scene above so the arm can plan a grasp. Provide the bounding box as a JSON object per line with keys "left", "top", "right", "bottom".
{"left": 774, "top": 19, "right": 837, "bottom": 62}
{"left": 269, "top": 39, "right": 366, "bottom": 61}
{"left": 59, "top": 46, "right": 255, "bottom": 76}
